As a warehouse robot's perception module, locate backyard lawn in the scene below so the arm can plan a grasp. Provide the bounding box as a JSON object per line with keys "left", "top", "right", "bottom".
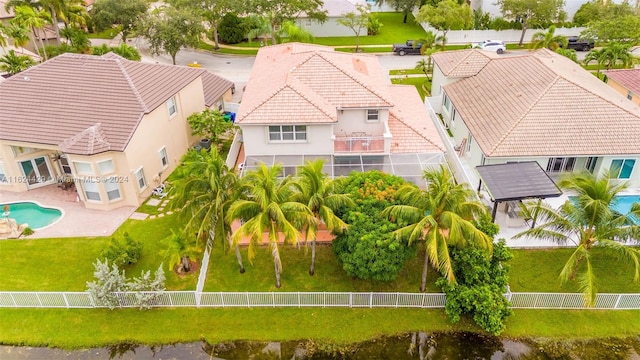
{"left": 0, "top": 214, "right": 198, "bottom": 291}
{"left": 509, "top": 248, "right": 640, "bottom": 293}
{"left": 204, "top": 243, "right": 440, "bottom": 292}
{"left": 390, "top": 76, "right": 431, "bottom": 99}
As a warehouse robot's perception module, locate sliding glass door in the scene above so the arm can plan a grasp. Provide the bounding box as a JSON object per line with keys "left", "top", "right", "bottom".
{"left": 19, "top": 156, "right": 54, "bottom": 187}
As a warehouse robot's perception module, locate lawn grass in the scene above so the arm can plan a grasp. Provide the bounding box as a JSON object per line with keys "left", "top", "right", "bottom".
{"left": 390, "top": 76, "right": 431, "bottom": 99}
{"left": 87, "top": 26, "right": 122, "bottom": 39}
{"left": 1, "top": 307, "right": 640, "bottom": 349}
{"left": 509, "top": 248, "right": 640, "bottom": 293}
{"left": 0, "top": 214, "right": 197, "bottom": 291}
{"left": 204, "top": 243, "right": 441, "bottom": 292}
{"left": 313, "top": 13, "right": 427, "bottom": 46}
{"left": 389, "top": 68, "right": 426, "bottom": 75}
{"left": 334, "top": 46, "right": 392, "bottom": 53}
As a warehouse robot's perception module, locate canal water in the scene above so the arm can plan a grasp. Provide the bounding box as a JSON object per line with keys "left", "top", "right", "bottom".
{"left": 1, "top": 332, "right": 639, "bottom": 359}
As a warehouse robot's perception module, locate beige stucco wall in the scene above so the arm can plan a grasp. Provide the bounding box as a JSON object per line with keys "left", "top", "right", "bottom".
{"left": 0, "top": 141, "right": 59, "bottom": 192}
{"left": 123, "top": 77, "right": 205, "bottom": 204}
{"left": 431, "top": 64, "right": 461, "bottom": 99}
{"left": 607, "top": 79, "right": 640, "bottom": 105}
{"left": 334, "top": 109, "right": 388, "bottom": 136}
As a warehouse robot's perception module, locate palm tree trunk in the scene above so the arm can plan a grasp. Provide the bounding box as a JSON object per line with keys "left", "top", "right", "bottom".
{"left": 49, "top": 5, "right": 61, "bottom": 45}
{"left": 270, "top": 24, "right": 278, "bottom": 45}
{"left": 35, "top": 27, "right": 47, "bottom": 61}
{"left": 518, "top": 26, "right": 528, "bottom": 47}
{"left": 420, "top": 248, "right": 429, "bottom": 292}
{"left": 272, "top": 243, "right": 282, "bottom": 288}
{"left": 309, "top": 238, "right": 316, "bottom": 276}
{"left": 181, "top": 255, "right": 191, "bottom": 272}
{"left": 234, "top": 244, "right": 245, "bottom": 273}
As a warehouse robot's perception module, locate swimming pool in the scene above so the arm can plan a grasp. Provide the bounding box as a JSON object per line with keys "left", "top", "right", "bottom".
{"left": 1, "top": 202, "right": 63, "bottom": 230}
{"left": 570, "top": 195, "right": 640, "bottom": 223}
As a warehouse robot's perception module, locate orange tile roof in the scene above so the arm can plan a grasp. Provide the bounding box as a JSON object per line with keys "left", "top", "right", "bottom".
{"left": 432, "top": 49, "right": 496, "bottom": 77}
{"left": 0, "top": 53, "right": 233, "bottom": 155}
{"left": 441, "top": 49, "right": 640, "bottom": 157}
{"left": 237, "top": 43, "right": 393, "bottom": 125}
{"left": 604, "top": 69, "right": 640, "bottom": 96}
{"left": 388, "top": 85, "right": 445, "bottom": 153}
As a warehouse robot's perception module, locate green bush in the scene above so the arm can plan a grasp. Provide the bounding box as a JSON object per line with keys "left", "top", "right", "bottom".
{"left": 101, "top": 232, "right": 143, "bottom": 267}
{"left": 488, "top": 17, "right": 512, "bottom": 30}
{"left": 332, "top": 171, "right": 416, "bottom": 281}
{"left": 21, "top": 227, "right": 34, "bottom": 236}
{"left": 367, "top": 14, "right": 383, "bottom": 35}
{"left": 437, "top": 236, "right": 513, "bottom": 335}
{"left": 218, "top": 13, "right": 245, "bottom": 44}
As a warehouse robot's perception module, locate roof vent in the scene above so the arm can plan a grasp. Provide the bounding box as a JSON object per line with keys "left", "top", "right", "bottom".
{"left": 23, "top": 76, "right": 30, "bottom": 81}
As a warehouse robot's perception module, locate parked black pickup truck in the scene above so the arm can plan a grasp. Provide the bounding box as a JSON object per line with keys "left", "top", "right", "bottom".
{"left": 561, "top": 36, "right": 595, "bottom": 51}
{"left": 392, "top": 40, "right": 424, "bottom": 56}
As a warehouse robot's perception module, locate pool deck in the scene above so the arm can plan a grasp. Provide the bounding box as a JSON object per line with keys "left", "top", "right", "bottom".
{"left": 0, "top": 185, "right": 136, "bottom": 239}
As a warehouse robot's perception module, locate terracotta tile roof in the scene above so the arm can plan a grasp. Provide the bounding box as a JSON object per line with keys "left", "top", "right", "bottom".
{"left": 388, "top": 85, "right": 445, "bottom": 153}
{"left": 201, "top": 71, "right": 234, "bottom": 107}
{"left": 443, "top": 49, "right": 640, "bottom": 157}
{"left": 604, "top": 69, "right": 640, "bottom": 96}
{"left": 432, "top": 49, "right": 496, "bottom": 77}
{"left": 237, "top": 43, "right": 392, "bottom": 125}
{"left": 0, "top": 53, "right": 232, "bottom": 155}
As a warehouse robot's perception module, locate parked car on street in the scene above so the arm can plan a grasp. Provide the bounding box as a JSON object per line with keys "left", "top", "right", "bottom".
{"left": 392, "top": 40, "right": 424, "bottom": 56}
{"left": 472, "top": 40, "right": 506, "bottom": 54}
{"left": 560, "top": 37, "right": 595, "bottom": 51}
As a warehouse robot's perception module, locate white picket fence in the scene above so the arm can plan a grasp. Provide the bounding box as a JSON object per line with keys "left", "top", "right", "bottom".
{"left": 1, "top": 291, "right": 639, "bottom": 309}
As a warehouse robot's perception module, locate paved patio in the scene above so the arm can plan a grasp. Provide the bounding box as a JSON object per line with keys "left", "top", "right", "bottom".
{"left": 0, "top": 185, "right": 136, "bottom": 239}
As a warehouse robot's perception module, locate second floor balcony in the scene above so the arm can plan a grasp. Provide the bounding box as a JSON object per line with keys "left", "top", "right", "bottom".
{"left": 333, "top": 134, "right": 386, "bottom": 154}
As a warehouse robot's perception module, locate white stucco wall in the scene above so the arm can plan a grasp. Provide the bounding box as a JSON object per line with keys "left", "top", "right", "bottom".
{"left": 334, "top": 109, "right": 388, "bottom": 136}
{"left": 431, "top": 65, "right": 461, "bottom": 98}
{"left": 297, "top": 17, "right": 368, "bottom": 37}
{"left": 241, "top": 124, "right": 335, "bottom": 157}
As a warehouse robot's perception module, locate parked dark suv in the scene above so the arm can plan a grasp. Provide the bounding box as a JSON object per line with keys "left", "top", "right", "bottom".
{"left": 562, "top": 37, "right": 595, "bottom": 51}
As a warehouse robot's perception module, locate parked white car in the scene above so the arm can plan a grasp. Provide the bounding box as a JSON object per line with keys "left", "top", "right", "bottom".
{"left": 472, "top": 40, "right": 506, "bottom": 54}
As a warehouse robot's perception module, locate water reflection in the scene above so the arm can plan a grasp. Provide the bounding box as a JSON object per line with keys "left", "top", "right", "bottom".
{"left": 1, "top": 332, "right": 639, "bottom": 359}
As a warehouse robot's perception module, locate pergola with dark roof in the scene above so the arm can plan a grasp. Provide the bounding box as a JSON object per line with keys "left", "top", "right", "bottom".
{"left": 475, "top": 162, "right": 562, "bottom": 222}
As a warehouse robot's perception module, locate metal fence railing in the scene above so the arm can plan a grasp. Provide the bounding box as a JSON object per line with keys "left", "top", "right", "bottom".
{"left": 2, "top": 291, "right": 639, "bottom": 309}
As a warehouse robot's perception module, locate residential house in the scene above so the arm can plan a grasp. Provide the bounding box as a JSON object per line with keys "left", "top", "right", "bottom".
{"left": 605, "top": 69, "right": 640, "bottom": 106}
{"left": 0, "top": 0, "right": 58, "bottom": 54}
{"left": 430, "top": 48, "right": 640, "bottom": 187}
{"left": 0, "top": 52, "right": 234, "bottom": 210}
{"left": 297, "top": 0, "right": 369, "bottom": 37}
{"left": 235, "top": 43, "right": 445, "bottom": 185}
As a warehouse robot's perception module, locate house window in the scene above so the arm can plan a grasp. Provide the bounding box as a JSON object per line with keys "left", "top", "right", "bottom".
{"left": 60, "top": 156, "right": 72, "bottom": 174}
{"left": 216, "top": 100, "right": 223, "bottom": 111}
{"left": 104, "top": 179, "right": 121, "bottom": 201}
{"left": 628, "top": 91, "right": 634, "bottom": 100}
{"left": 268, "top": 125, "right": 307, "bottom": 141}
{"left": 97, "top": 159, "right": 115, "bottom": 175}
{"left": 0, "top": 163, "right": 7, "bottom": 183}
{"left": 167, "top": 97, "right": 177, "bottom": 117}
{"left": 366, "top": 109, "right": 379, "bottom": 122}
{"left": 585, "top": 157, "right": 598, "bottom": 174}
{"left": 546, "top": 157, "right": 576, "bottom": 173}
{"left": 611, "top": 159, "right": 636, "bottom": 179}
{"left": 159, "top": 147, "right": 169, "bottom": 168}
{"left": 443, "top": 95, "right": 451, "bottom": 112}
{"left": 82, "top": 181, "right": 101, "bottom": 201}
{"left": 135, "top": 168, "right": 147, "bottom": 190}
{"left": 74, "top": 161, "right": 93, "bottom": 175}
{"left": 466, "top": 133, "right": 473, "bottom": 152}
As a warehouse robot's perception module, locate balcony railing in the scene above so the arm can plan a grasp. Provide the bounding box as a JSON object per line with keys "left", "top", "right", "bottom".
{"left": 333, "top": 135, "right": 385, "bottom": 154}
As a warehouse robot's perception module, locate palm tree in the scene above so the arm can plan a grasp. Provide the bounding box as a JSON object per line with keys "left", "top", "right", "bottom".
{"left": 293, "top": 160, "right": 353, "bottom": 276}
{"left": 0, "top": 24, "right": 7, "bottom": 53}
{"left": 584, "top": 48, "right": 606, "bottom": 77}
{"left": 12, "top": 5, "right": 51, "bottom": 61}
{"left": 160, "top": 229, "right": 200, "bottom": 273}
{"left": 514, "top": 172, "right": 640, "bottom": 306}
{"left": 227, "top": 163, "right": 312, "bottom": 288}
{"left": 598, "top": 42, "right": 635, "bottom": 70}
{"left": 529, "top": 25, "right": 568, "bottom": 50}
{"left": 0, "top": 49, "right": 36, "bottom": 75}
{"left": 4, "top": 22, "right": 30, "bottom": 53}
{"left": 278, "top": 20, "right": 313, "bottom": 43}
{"left": 382, "top": 165, "right": 493, "bottom": 292}
{"left": 245, "top": 15, "right": 272, "bottom": 45}
{"left": 555, "top": 48, "right": 578, "bottom": 63}
{"left": 171, "top": 148, "right": 246, "bottom": 273}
